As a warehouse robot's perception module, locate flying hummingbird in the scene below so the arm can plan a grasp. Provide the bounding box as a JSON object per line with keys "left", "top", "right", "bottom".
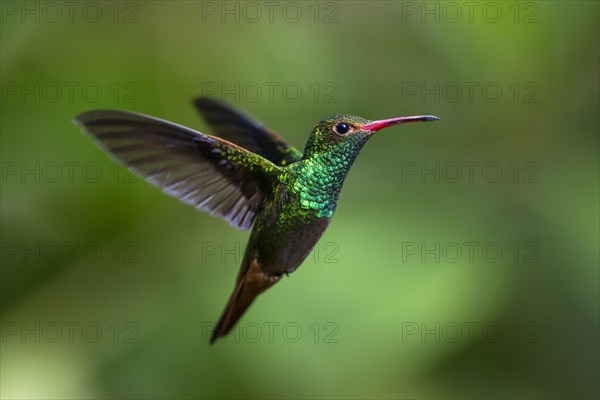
{"left": 74, "top": 97, "right": 439, "bottom": 344}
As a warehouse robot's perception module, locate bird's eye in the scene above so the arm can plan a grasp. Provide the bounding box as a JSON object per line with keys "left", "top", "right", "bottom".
{"left": 334, "top": 123, "right": 351, "bottom": 135}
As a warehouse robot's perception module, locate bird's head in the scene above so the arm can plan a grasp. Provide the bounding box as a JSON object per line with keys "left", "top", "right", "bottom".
{"left": 302, "top": 113, "right": 439, "bottom": 159}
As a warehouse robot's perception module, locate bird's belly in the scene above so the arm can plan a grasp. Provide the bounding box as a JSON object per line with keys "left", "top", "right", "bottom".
{"left": 250, "top": 213, "right": 331, "bottom": 276}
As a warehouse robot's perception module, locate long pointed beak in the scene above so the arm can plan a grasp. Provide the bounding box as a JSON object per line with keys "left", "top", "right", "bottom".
{"left": 362, "top": 115, "right": 439, "bottom": 133}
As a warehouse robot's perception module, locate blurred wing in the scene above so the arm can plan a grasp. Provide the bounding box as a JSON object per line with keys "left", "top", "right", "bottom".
{"left": 74, "top": 110, "right": 281, "bottom": 230}
{"left": 193, "top": 97, "right": 303, "bottom": 166}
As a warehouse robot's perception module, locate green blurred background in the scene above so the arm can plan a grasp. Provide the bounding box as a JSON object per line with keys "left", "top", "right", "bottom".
{"left": 1, "top": 1, "right": 598, "bottom": 399}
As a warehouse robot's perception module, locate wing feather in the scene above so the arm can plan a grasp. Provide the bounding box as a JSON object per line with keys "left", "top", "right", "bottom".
{"left": 74, "top": 110, "right": 281, "bottom": 230}
{"left": 193, "top": 97, "right": 303, "bottom": 166}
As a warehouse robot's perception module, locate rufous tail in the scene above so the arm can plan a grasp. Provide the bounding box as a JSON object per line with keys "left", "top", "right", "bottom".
{"left": 210, "top": 260, "right": 280, "bottom": 344}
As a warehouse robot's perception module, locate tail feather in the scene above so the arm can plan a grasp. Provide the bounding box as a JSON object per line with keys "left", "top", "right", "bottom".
{"left": 210, "top": 260, "right": 280, "bottom": 344}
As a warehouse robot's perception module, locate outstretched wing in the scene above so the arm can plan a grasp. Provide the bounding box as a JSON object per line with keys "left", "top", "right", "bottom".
{"left": 193, "top": 97, "right": 303, "bottom": 166}
{"left": 74, "top": 110, "right": 281, "bottom": 230}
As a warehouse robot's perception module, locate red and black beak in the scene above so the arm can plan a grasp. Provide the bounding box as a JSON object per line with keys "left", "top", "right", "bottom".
{"left": 362, "top": 115, "right": 439, "bottom": 133}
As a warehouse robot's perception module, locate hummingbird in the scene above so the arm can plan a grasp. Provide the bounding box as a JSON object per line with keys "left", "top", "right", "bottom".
{"left": 74, "top": 97, "right": 439, "bottom": 344}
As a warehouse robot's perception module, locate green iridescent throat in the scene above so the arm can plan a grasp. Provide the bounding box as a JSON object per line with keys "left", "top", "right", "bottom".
{"left": 284, "top": 123, "right": 370, "bottom": 219}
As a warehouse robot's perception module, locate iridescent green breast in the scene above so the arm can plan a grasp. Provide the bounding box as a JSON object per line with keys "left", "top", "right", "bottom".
{"left": 280, "top": 132, "right": 370, "bottom": 219}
